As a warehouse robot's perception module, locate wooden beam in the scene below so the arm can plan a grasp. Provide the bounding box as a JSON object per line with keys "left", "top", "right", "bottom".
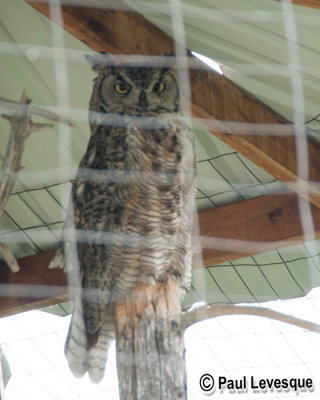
{"left": 26, "top": 1, "right": 173, "bottom": 54}
{"left": 274, "top": 0, "right": 320, "bottom": 11}
{"left": 197, "top": 192, "right": 320, "bottom": 268}
{"left": 26, "top": 1, "right": 320, "bottom": 208}
{"left": 0, "top": 250, "right": 68, "bottom": 318}
{"left": 1, "top": 192, "right": 319, "bottom": 316}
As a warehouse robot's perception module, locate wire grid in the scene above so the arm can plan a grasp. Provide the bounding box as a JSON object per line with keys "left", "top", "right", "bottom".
{"left": 3, "top": 142, "right": 320, "bottom": 308}
{"left": 0, "top": 146, "right": 286, "bottom": 254}
{"left": 1, "top": 0, "right": 320, "bottom": 399}
{"left": 2, "top": 303, "right": 320, "bottom": 400}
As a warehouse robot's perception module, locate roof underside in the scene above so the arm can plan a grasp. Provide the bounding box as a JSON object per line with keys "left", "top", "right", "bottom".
{"left": 124, "top": 0, "right": 320, "bottom": 122}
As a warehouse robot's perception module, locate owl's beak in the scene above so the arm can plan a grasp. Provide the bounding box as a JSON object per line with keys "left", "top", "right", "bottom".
{"left": 138, "top": 90, "right": 148, "bottom": 111}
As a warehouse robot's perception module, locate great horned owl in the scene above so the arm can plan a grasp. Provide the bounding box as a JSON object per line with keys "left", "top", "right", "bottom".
{"left": 60, "top": 53, "right": 196, "bottom": 383}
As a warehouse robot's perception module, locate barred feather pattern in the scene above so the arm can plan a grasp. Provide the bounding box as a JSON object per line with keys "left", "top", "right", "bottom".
{"left": 60, "top": 55, "right": 196, "bottom": 383}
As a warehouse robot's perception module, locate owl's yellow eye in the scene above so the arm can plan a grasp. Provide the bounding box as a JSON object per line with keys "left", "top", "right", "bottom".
{"left": 153, "top": 81, "right": 166, "bottom": 93}
{"left": 114, "top": 82, "right": 131, "bottom": 95}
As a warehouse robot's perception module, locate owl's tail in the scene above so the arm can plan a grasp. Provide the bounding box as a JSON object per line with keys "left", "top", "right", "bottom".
{"left": 64, "top": 295, "right": 87, "bottom": 378}
{"left": 86, "top": 318, "right": 115, "bottom": 383}
{"left": 65, "top": 296, "right": 115, "bottom": 383}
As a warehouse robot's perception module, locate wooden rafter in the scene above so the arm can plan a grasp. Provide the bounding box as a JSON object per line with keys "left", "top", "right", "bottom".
{"left": 26, "top": 0, "right": 320, "bottom": 208}
{"left": 274, "top": 0, "right": 320, "bottom": 11}
{"left": 0, "top": 250, "right": 67, "bottom": 317}
{"left": 197, "top": 192, "right": 320, "bottom": 269}
{"left": 1, "top": 191, "right": 320, "bottom": 317}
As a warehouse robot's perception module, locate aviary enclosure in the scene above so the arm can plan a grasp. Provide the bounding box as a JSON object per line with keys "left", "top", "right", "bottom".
{"left": 1, "top": 1, "right": 320, "bottom": 399}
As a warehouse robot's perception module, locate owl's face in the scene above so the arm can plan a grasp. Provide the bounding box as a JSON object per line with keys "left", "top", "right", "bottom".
{"left": 89, "top": 59, "right": 180, "bottom": 117}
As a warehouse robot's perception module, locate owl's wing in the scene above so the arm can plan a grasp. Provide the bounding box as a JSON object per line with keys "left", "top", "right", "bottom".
{"left": 64, "top": 148, "right": 117, "bottom": 383}
{"left": 64, "top": 289, "right": 115, "bottom": 383}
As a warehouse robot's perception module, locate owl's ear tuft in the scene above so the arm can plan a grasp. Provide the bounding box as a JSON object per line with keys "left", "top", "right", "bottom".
{"left": 85, "top": 52, "right": 116, "bottom": 71}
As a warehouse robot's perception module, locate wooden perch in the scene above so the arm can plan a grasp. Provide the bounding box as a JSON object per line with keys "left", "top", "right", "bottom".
{"left": 182, "top": 304, "right": 320, "bottom": 334}
{"left": 115, "top": 280, "right": 186, "bottom": 400}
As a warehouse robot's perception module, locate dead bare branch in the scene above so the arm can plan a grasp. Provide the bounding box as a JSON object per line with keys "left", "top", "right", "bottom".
{"left": 0, "top": 91, "right": 72, "bottom": 273}
{"left": 182, "top": 304, "right": 320, "bottom": 334}
{"left": 0, "top": 95, "right": 74, "bottom": 127}
{"left": 0, "top": 240, "right": 20, "bottom": 273}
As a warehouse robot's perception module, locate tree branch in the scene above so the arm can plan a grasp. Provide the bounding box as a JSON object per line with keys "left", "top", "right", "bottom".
{"left": 115, "top": 281, "right": 186, "bottom": 399}
{"left": 0, "top": 91, "right": 73, "bottom": 273}
{"left": 182, "top": 304, "right": 320, "bottom": 334}
{"left": 0, "top": 95, "right": 74, "bottom": 127}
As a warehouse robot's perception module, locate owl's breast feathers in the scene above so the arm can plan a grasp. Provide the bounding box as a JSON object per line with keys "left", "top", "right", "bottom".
{"left": 72, "top": 115, "right": 195, "bottom": 288}
{"left": 70, "top": 117, "right": 194, "bottom": 324}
